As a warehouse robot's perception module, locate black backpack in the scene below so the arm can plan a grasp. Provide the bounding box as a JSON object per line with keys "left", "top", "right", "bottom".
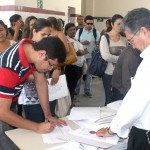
{"left": 78, "top": 28, "right": 97, "bottom": 42}
{"left": 89, "top": 34, "right": 110, "bottom": 77}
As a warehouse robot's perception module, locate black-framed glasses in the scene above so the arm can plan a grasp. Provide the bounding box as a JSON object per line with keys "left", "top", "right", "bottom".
{"left": 127, "top": 29, "right": 139, "bottom": 45}
{"left": 44, "top": 54, "right": 57, "bottom": 69}
{"left": 86, "top": 23, "right": 93, "bottom": 25}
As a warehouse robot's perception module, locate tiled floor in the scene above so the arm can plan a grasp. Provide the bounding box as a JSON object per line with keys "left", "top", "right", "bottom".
{"left": 75, "top": 77, "right": 105, "bottom": 107}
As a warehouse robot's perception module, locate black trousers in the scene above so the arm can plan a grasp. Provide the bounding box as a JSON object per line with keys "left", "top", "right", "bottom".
{"left": 127, "top": 126, "right": 150, "bottom": 150}
{"left": 102, "top": 73, "right": 112, "bottom": 105}
{"left": 65, "top": 65, "right": 82, "bottom": 100}
{"left": 112, "top": 87, "right": 125, "bottom": 101}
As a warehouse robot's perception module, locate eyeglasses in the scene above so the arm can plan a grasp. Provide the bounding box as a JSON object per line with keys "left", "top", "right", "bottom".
{"left": 127, "top": 29, "right": 139, "bottom": 45}
{"left": 45, "top": 54, "right": 57, "bottom": 69}
{"left": 86, "top": 23, "right": 93, "bottom": 25}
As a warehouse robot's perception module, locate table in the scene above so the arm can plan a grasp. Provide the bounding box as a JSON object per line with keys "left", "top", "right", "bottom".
{"left": 5, "top": 119, "right": 79, "bottom": 150}
{"left": 5, "top": 105, "right": 127, "bottom": 150}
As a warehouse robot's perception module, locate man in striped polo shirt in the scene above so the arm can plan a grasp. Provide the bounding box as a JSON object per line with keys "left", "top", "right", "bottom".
{"left": 0, "top": 37, "right": 67, "bottom": 149}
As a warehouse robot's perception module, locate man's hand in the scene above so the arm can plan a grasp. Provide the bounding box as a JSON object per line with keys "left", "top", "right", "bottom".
{"left": 36, "top": 122, "right": 56, "bottom": 133}
{"left": 45, "top": 116, "right": 67, "bottom": 127}
{"left": 82, "top": 40, "right": 90, "bottom": 45}
{"left": 96, "top": 127, "right": 115, "bottom": 137}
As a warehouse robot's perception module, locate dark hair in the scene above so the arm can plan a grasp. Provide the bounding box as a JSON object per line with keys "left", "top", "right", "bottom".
{"left": 0, "top": 20, "right": 8, "bottom": 36}
{"left": 33, "top": 37, "right": 67, "bottom": 63}
{"left": 106, "top": 19, "right": 112, "bottom": 32}
{"left": 9, "top": 14, "right": 21, "bottom": 26}
{"left": 30, "top": 18, "right": 52, "bottom": 38}
{"left": 47, "top": 17, "right": 61, "bottom": 31}
{"left": 23, "top": 16, "right": 37, "bottom": 38}
{"left": 122, "top": 8, "right": 150, "bottom": 34}
{"left": 77, "top": 15, "right": 84, "bottom": 21}
{"left": 111, "top": 14, "right": 123, "bottom": 25}
{"left": 58, "top": 18, "right": 65, "bottom": 27}
{"left": 84, "top": 15, "right": 93, "bottom": 23}
{"left": 64, "top": 23, "right": 75, "bottom": 35}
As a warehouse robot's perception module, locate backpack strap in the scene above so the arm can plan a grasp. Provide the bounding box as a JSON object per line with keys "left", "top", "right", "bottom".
{"left": 79, "top": 28, "right": 97, "bottom": 43}
{"left": 104, "top": 34, "right": 110, "bottom": 45}
{"left": 93, "top": 28, "right": 97, "bottom": 42}
{"left": 99, "top": 33, "right": 110, "bottom": 45}
{"left": 78, "top": 28, "right": 83, "bottom": 42}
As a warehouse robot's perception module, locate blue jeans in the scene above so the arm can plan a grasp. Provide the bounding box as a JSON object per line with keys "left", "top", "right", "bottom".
{"left": 75, "top": 58, "right": 92, "bottom": 94}
{"left": 102, "top": 73, "right": 112, "bottom": 105}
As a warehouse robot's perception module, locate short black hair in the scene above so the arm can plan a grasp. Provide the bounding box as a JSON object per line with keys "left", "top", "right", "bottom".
{"left": 9, "top": 14, "right": 21, "bottom": 26}
{"left": 84, "top": 15, "right": 93, "bottom": 23}
{"left": 64, "top": 23, "right": 75, "bottom": 35}
{"left": 77, "top": 15, "right": 84, "bottom": 21}
{"left": 32, "top": 37, "right": 67, "bottom": 63}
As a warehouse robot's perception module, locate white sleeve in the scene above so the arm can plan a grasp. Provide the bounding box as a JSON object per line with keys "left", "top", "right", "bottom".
{"left": 100, "top": 35, "right": 118, "bottom": 63}
{"left": 110, "top": 59, "right": 150, "bottom": 138}
{"left": 75, "top": 29, "right": 80, "bottom": 40}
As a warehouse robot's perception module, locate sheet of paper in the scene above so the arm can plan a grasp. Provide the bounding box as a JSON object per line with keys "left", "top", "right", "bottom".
{"left": 107, "top": 100, "right": 123, "bottom": 111}
{"left": 42, "top": 126, "right": 72, "bottom": 144}
{"left": 45, "top": 141, "right": 97, "bottom": 150}
{"left": 68, "top": 123, "right": 119, "bottom": 147}
{"left": 18, "top": 75, "right": 68, "bottom": 104}
{"left": 100, "top": 107, "right": 117, "bottom": 118}
{"left": 47, "top": 75, "right": 68, "bottom": 101}
{"left": 69, "top": 107, "right": 101, "bottom": 121}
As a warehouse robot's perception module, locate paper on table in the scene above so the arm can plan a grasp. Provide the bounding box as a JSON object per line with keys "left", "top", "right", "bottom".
{"left": 47, "top": 75, "right": 68, "bottom": 101}
{"left": 45, "top": 141, "right": 97, "bottom": 150}
{"left": 42, "top": 126, "right": 72, "bottom": 144}
{"left": 107, "top": 100, "right": 123, "bottom": 111}
{"left": 69, "top": 107, "right": 100, "bottom": 121}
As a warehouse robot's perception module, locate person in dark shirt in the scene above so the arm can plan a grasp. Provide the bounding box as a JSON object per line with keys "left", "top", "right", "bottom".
{"left": 111, "top": 46, "right": 142, "bottom": 101}
{"left": 76, "top": 15, "right": 84, "bottom": 31}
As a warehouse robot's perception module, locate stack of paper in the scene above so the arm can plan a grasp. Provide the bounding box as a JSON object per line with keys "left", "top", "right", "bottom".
{"left": 46, "top": 141, "right": 97, "bottom": 150}
{"left": 107, "top": 100, "right": 123, "bottom": 111}
{"left": 69, "top": 107, "right": 101, "bottom": 121}
{"left": 42, "top": 126, "right": 72, "bottom": 144}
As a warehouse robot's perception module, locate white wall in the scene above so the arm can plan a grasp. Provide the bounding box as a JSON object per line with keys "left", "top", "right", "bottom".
{"left": 84, "top": 0, "right": 150, "bottom": 33}
{"left": 0, "top": 0, "right": 82, "bottom": 27}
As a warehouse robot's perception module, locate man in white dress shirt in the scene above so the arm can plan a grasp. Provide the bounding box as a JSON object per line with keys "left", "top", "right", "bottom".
{"left": 96, "top": 8, "right": 150, "bottom": 150}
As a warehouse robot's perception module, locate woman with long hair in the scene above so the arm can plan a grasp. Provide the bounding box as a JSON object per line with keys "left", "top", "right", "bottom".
{"left": 100, "top": 14, "right": 127, "bottom": 105}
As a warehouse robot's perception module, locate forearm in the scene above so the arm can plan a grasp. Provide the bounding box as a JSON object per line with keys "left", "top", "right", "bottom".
{"left": 35, "top": 80, "right": 52, "bottom": 118}
{"left": 0, "top": 110, "right": 38, "bottom": 131}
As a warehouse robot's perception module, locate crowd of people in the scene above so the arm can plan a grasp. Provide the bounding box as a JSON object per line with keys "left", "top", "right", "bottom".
{"left": 0, "top": 7, "right": 150, "bottom": 150}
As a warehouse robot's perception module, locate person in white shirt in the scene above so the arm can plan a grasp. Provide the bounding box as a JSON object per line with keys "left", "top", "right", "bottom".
{"left": 96, "top": 8, "right": 150, "bottom": 150}
{"left": 64, "top": 23, "right": 88, "bottom": 103}
{"left": 100, "top": 14, "right": 127, "bottom": 105}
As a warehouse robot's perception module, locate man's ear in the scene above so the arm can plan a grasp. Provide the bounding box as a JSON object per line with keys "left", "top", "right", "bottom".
{"left": 37, "top": 50, "right": 46, "bottom": 60}
{"left": 33, "top": 29, "right": 36, "bottom": 35}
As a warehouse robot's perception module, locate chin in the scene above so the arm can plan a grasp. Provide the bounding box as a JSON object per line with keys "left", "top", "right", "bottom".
{"left": 36, "top": 69, "right": 44, "bottom": 73}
